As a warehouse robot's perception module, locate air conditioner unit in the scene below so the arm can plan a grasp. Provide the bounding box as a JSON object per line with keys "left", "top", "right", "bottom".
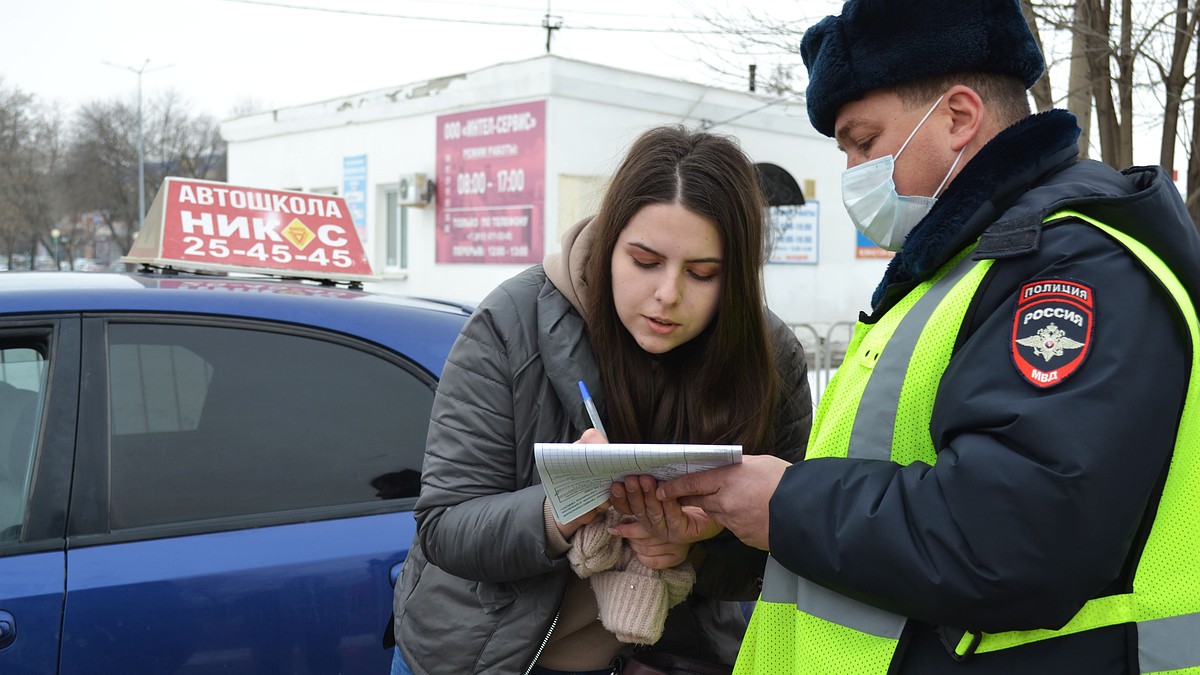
{"left": 398, "top": 173, "right": 432, "bottom": 207}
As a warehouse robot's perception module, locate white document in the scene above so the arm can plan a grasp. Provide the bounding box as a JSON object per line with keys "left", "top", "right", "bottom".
{"left": 534, "top": 442, "right": 742, "bottom": 523}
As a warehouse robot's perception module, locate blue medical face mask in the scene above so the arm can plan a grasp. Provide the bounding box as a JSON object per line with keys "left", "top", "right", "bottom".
{"left": 840, "top": 94, "right": 964, "bottom": 251}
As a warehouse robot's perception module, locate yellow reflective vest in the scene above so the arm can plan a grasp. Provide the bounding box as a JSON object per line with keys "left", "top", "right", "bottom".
{"left": 736, "top": 212, "right": 1200, "bottom": 674}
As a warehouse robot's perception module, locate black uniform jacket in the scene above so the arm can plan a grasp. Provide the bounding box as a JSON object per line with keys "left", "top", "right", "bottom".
{"left": 769, "top": 109, "right": 1200, "bottom": 674}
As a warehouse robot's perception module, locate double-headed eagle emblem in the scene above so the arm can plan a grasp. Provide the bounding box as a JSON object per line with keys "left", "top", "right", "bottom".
{"left": 1015, "top": 322, "right": 1085, "bottom": 362}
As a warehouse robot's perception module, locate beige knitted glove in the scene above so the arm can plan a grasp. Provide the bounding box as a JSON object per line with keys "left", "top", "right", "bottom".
{"left": 590, "top": 545, "right": 696, "bottom": 644}
{"left": 567, "top": 509, "right": 625, "bottom": 578}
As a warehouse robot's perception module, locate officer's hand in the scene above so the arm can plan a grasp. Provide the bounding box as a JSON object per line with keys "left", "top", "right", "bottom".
{"left": 656, "top": 455, "right": 791, "bottom": 550}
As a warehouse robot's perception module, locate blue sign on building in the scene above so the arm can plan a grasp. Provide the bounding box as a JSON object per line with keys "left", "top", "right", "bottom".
{"left": 343, "top": 155, "right": 368, "bottom": 242}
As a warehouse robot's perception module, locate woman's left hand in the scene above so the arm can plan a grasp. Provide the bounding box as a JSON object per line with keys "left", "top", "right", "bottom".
{"left": 609, "top": 475, "right": 724, "bottom": 545}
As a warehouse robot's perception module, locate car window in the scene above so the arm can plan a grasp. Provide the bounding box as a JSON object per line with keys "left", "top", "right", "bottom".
{"left": 107, "top": 322, "right": 433, "bottom": 530}
{"left": 0, "top": 346, "right": 48, "bottom": 542}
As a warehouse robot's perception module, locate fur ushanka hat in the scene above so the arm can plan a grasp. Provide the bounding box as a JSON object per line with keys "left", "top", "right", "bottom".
{"left": 800, "top": 0, "right": 1045, "bottom": 137}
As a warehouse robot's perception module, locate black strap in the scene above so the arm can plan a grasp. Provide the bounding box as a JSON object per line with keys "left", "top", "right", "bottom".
{"left": 936, "top": 625, "right": 981, "bottom": 661}
{"left": 974, "top": 213, "right": 1045, "bottom": 259}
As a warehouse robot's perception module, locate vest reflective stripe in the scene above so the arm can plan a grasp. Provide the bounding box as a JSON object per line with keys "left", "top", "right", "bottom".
{"left": 806, "top": 246, "right": 987, "bottom": 467}
{"left": 743, "top": 211, "right": 1200, "bottom": 673}
{"left": 742, "top": 248, "right": 989, "bottom": 674}
{"left": 848, "top": 252, "right": 981, "bottom": 460}
{"left": 760, "top": 557, "right": 906, "bottom": 639}
{"left": 1140, "top": 613, "right": 1200, "bottom": 673}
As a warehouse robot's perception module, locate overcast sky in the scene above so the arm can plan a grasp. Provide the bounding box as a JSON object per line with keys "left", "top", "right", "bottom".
{"left": 1, "top": 0, "right": 839, "bottom": 120}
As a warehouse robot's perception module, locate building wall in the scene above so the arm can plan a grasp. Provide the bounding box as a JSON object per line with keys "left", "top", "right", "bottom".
{"left": 222, "top": 55, "right": 889, "bottom": 335}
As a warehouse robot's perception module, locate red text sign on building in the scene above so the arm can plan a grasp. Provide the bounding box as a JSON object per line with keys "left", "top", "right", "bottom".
{"left": 122, "top": 177, "right": 376, "bottom": 282}
{"left": 436, "top": 100, "right": 546, "bottom": 264}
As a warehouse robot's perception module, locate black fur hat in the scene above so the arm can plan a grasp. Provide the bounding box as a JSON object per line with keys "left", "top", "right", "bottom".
{"left": 800, "top": 0, "right": 1044, "bottom": 137}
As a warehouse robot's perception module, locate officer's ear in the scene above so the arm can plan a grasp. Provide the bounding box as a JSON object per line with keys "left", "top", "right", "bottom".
{"left": 944, "top": 85, "right": 984, "bottom": 152}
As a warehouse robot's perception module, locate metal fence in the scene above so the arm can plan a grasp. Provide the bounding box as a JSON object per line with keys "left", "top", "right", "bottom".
{"left": 789, "top": 321, "right": 855, "bottom": 406}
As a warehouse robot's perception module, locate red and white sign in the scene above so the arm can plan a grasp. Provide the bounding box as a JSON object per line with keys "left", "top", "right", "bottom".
{"left": 436, "top": 100, "right": 546, "bottom": 264}
{"left": 122, "top": 177, "right": 376, "bottom": 282}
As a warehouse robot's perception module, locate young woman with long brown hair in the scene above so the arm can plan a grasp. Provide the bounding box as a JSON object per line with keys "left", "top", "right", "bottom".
{"left": 390, "top": 124, "right": 812, "bottom": 675}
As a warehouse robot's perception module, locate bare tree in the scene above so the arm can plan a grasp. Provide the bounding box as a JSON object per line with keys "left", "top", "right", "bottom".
{"left": 1021, "top": 0, "right": 1057, "bottom": 111}
{"left": 682, "top": 5, "right": 812, "bottom": 97}
{"left": 700, "top": 1, "right": 1200, "bottom": 228}
{"left": 61, "top": 88, "right": 226, "bottom": 255}
{"left": 1154, "top": 0, "right": 1199, "bottom": 177}
{"left": 227, "top": 96, "right": 271, "bottom": 119}
{"left": 1188, "top": 32, "right": 1200, "bottom": 221}
{"left": 1077, "top": 0, "right": 1130, "bottom": 167}
{"left": 0, "top": 79, "right": 63, "bottom": 269}
{"left": 1068, "top": 0, "right": 1096, "bottom": 159}
{"left": 1059, "top": 0, "right": 1199, "bottom": 225}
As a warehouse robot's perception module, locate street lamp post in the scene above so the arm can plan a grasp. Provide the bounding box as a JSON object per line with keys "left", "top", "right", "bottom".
{"left": 50, "top": 228, "right": 61, "bottom": 270}
{"left": 103, "top": 59, "right": 170, "bottom": 227}
{"left": 135, "top": 62, "right": 145, "bottom": 224}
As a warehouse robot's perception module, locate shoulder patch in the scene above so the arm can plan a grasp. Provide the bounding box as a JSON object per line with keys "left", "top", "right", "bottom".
{"left": 1011, "top": 279, "right": 1094, "bottom": 388}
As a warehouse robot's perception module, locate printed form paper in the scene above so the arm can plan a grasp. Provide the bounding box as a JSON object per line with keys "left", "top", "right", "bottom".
{"left": 534, "top": 443, "right": 742, "bottom": 523}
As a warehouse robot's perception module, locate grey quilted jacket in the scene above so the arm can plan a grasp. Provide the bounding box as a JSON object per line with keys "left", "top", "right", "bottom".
{"left": 393, "top": 264, "right": 812, "bottom": 674}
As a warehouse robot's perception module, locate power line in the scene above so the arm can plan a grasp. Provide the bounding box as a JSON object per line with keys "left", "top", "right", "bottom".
{"left": 214, "top": 0, "right": 771, "bottom": 34}
{"left": 700, "top": 98, "right": 796, "bottom": 131}
{"left": 376, "top": 0, "right": 692, "bottom": 21}
{"left": 217, "top": 0, "right": 541, "bottom": 27}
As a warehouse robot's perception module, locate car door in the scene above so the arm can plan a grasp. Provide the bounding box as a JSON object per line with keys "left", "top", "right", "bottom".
{"left": 0, "top": 320, "right": 80, "bottom": 675}
{"left": 59, "top": 316, "right": 435, "bottom": 674}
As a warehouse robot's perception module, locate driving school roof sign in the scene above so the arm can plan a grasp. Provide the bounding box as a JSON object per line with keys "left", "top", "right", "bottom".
{"left": 122, "top": 177, "right": 376, "bottom": 282}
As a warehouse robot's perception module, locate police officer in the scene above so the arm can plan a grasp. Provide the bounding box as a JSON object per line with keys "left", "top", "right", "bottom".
{"left": 656, "top": 0, "right": 1200, "bottom": 672}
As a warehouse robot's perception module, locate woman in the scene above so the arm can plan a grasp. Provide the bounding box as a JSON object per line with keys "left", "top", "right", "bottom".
{"left": 390, "top": 125, "right": 812, "bottom": 675}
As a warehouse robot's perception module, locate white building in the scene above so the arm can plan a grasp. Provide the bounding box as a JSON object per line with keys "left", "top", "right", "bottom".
{"left": 220, "top": 54, "right": 891, "bottom": 348}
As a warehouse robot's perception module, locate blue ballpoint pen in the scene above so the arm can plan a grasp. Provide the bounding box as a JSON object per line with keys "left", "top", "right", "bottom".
{"left": 577, "top": 380, "right": 608, "bottom": 439}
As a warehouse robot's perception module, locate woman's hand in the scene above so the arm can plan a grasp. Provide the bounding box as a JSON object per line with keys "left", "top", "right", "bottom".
{"left": 609, "top": 475, "right": 724, "bottom": 545}
{"left": 611, "top": 517, "right": 691, "bottom": 569}
{"left": 577, "top": 427, "right": 607, "bottom": 444}
{"left": 555, "top": 500, "right": 610, "bottom": 539}
{"left": 553, "top": 428, "right": 612, "bottom": 538}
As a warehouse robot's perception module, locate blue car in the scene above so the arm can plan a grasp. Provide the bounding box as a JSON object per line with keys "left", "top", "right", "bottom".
{"left": 0, "top": 270, "right": 470, "bottom": 674}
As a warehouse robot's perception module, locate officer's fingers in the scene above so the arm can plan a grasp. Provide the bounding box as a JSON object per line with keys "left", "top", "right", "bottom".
{"left": 660, "top": 495, "right": 685, "bottom": 520}
{"left": 677, "top": 493, "right": 722, "bottom": 519}
{"left": 659, "top": 496, "right": 691, "bottom": 533}
{"left": 658, "top": 468, "right": 723, "bottom": 501}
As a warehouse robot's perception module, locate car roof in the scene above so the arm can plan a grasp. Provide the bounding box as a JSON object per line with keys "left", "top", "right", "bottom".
{"left": 0, "top": 270, "right": 473, "bottom": 376}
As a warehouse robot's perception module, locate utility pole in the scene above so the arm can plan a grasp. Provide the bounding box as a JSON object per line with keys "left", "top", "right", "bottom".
{"left": 542, "top": 0, "right": 562, "bottom": 53}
